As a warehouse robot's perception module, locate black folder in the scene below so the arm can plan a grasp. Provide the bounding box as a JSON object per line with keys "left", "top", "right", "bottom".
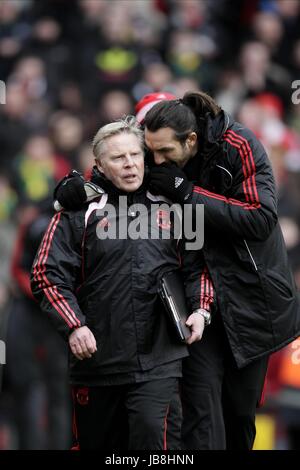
{"left": 159, "top": 271, "right": 192, "bottom": 342}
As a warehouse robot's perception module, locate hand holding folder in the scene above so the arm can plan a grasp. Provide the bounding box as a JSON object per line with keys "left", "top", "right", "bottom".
{"left": 159, "top": 271, "right": 192, "bottom": 342}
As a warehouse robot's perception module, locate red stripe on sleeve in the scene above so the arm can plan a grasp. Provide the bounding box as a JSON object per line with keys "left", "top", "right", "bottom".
{"left": 200, "top": 267, "right": 214, "bottom": 311}
{"left": 200, "top": 268, "right": 206, "bottom": 309}
{"left": 33, "top": 214, "right": 75, "bottom": 327}
{"left": 193, "top": 129, "right": 261, "bottom": 210}
{"left": 33, "top": 213, "right": 81, "bottom": 328}
{"left": 193, "top": 186, "right": 261, "bottom": 210}
{"left": 38, "top": 216, "right": 81, "bottom": 326}
{"left": 225, "top": 129, "right": 260, "bottom": 205}
{"left": 223, "top": 134, "right": 252, "bottom": 203}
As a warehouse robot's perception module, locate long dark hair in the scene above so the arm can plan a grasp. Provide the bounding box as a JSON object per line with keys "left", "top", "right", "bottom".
{"left": 182, "top": 91, "right": 222, "bottom": 118}
{"left": 144, "top": 91, "right": 222, "bottom": 141}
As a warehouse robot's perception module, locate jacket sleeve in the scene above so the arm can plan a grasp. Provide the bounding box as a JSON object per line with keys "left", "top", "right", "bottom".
{"left": 31, "top": 211, "right": 85, "bottom": 340}
{"left": 191, "top": 128, "right": 278, "bottom": 241}
{"left": 180, "top": 245, "right": 215, "bottom": 314}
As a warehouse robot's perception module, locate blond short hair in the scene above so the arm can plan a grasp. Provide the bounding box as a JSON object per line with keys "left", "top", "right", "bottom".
{"left": 92, "top": 115, "right": 144, "bottom": 160}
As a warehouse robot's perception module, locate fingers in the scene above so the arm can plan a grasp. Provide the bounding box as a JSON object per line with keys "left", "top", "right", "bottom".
{"left": 70, "top": 341, "right": 94, "bottom": 360}
{"left": 69, "top": 327, "right": 97, "bottom": 360}
{"left": 185, "top": 317, "right": 204, "bottom": 345}
{"left": 88, "top": 330, "right": 98, "bottom": 352}
{"left": 186, "top": 333, "right": 202, "bottom": 345}
{"left": 83, "top": 334, "right": 97, "bottom": 357}
{"left": 82, "top": 331, "right": 97, "bottom": 356}
{"left": 70, "top": 342, "right": 85, "bottom": 361}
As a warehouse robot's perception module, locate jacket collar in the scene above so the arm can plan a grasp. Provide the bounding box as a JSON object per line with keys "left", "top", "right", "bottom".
{"left": 204, "top": 110, "right": 232, "bottom": 145}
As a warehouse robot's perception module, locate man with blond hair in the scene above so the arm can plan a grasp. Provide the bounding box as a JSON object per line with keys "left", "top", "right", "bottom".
{"left": 31, "top": 116, "right": 206, "bottom": 450}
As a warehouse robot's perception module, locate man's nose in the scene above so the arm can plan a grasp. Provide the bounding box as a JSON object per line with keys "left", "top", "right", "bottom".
{"left": 124, "top": 155, "right": 134, "bottom": 167}
{"left": 153, "top": 153, "right": 166, "bottom": 165}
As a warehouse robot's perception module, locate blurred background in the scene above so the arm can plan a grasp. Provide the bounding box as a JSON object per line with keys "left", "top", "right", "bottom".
{"left": 0, "top": 0, "right": 300, "bottom": 450}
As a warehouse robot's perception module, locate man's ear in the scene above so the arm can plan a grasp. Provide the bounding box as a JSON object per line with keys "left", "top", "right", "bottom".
{"left": 186, "top": 132, "right": 197, "bottom": 148}
{"left": 95, "top": 158, "right": 105, "bottom": 174}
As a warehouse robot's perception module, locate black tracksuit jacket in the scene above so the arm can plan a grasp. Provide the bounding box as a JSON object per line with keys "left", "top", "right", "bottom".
{"left": 185, "top": 110, "right": 300, "bottom": 367}
{"left": 31, "top": 175, "right": 206, "bottom": 383}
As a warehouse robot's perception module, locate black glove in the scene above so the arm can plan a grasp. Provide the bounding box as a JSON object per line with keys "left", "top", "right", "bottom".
{"left": 149, "top": 163, "right": 193, "bottom": 203}
{"left": 54, "top": 170, "right": 87, "bottom": 210}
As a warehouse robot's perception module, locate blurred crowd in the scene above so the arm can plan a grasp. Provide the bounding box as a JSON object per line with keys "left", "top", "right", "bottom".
{"left": 0, "top": 0, "right": 300, "bottom": 450}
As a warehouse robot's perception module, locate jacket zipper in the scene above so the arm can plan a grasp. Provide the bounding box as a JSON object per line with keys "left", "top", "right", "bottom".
{"left": 244, "top": 240, "right": 258, "bottom": 271}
